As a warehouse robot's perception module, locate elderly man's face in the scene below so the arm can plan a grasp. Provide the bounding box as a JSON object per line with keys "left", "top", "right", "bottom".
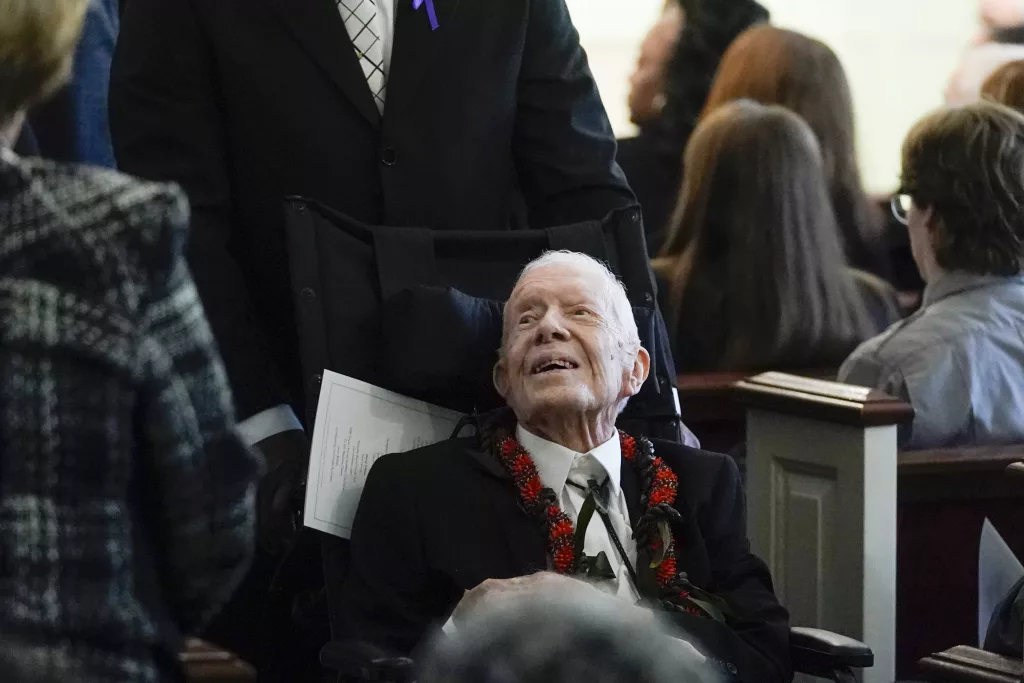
{"left": 494, "top": 264, "right": 648, "bottom": 424}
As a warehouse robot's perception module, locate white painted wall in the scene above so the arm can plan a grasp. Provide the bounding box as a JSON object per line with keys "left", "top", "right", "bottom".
{"left": 567, "top": 0, "right": 980, "bottom": 193}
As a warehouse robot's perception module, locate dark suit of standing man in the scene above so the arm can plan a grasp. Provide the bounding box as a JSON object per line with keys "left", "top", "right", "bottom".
{"left": 109, "top": 0, "right": 634, "bottom": 679}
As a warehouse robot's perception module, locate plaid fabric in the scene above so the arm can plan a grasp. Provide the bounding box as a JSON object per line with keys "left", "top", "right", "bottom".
{"left": 0, "top": 149, "right": 262, "bottom": 682}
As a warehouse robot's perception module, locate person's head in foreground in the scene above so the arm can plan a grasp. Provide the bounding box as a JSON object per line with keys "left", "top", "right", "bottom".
{"left": 839, "top": 101, "right": 1024, "bottom": 449}
{"left": 699, "top": 25, "right": 884, "bottom": 276}
{"left": 655, "top": 100, "right": 882, "bottom": 372}
{"left": 983, "top": 59, "right": 1024, "bottom": 112}
{"left": 419, "top": 588, "right": 718, "bottom": 683}
{"left": 0, "top": 0, "right": 85, "bottom": 145}
{"left": 493, "top": 251, "right": 650, "bottom": 453}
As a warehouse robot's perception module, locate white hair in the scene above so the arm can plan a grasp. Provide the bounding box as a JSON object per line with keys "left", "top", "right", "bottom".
{"left": 419, "top": 590, "right": 720, "bottom": 683}
{"left": 509, "top": 250, "right": 640, "bottom": 352}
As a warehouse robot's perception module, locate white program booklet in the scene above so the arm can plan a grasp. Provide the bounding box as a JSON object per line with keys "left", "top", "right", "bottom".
{"left": 303, "top": 370, "right": 464, "bottom": 539}
{"left": 978, "top": 518, "right": 1024, "bottom": 645}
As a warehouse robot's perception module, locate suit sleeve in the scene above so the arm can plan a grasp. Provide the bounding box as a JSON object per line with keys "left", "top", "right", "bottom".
{"left": 137, "top": 187, "right": 263, "bottom": 633}
{"left": 335, "top": 453, "right": 456, "bottom": 655}
{"left": 666, "top": 455, "right": 792, "bottom": 683}
{"left": 110, "top": 0, "right": 288, "bottom": 419}
{"left": 513, "top": 0, "right": 636, "bottom": 227}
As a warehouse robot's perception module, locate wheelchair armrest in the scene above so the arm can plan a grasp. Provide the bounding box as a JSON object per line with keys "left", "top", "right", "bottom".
{"left": 319, "top": 639, "right": 416, "bottom": 682}
{"left": 791, "top": 626, "right": 875, "bottom": 674}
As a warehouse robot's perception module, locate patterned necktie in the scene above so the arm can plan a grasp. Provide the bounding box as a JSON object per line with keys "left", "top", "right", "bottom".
{"left": 337, "top": 0, "right": 387, "bottom": 113}
{"left": 566, "top": 457, "right": 639, "bottom": 601}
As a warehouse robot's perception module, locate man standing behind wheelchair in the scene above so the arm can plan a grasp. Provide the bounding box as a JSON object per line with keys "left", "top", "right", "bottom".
{"left": 338, "top": 252, "right": 791, "bottom": 683}
{"left": 109, "top": 0, "right": 639, "bottom": 677}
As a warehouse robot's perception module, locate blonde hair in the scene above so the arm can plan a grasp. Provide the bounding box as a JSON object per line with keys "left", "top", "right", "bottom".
{"left": 0, "top": 0, "right": 87, "bottom": 125}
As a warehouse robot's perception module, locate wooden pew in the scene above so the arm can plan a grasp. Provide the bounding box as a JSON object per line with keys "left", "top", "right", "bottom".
{"left": 676, "top": 369, "right": 835, "bottom": 454}
{"left": 676, "top": 372, "right": 749, "bottom": 453}
{"left": 736, "top": 372, "right": 911, "bottom": 683}
{"left": 918, "top": 645, "right": 1022, "bottom": 683}
{"left": 898, "top": 444, "right": 1024, "bottom": 676}
{"left": 180, "top": 639, "right": 255, "bottom": 683}
{"left": 699, "top": 372, "right": 1024, "bottom": 679}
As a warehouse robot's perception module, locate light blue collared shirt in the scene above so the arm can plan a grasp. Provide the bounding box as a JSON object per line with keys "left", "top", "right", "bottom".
{"left": 839, "top": 271, "right": 1024, "bottom": 450}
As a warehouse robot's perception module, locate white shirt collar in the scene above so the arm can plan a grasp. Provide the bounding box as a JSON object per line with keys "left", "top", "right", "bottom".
{"left": 515, "top": 425, "right": 622, "bottom": 494}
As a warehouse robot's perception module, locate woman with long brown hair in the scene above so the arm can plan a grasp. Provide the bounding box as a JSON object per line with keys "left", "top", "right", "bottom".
{"left": 617, "top": 0, "right": 770, "bottom": 255}
{"left": 654, "top": 101, "right": 898, "bottom": 372}
{"left": 697, "top": 25, "right": 889, "bottom": 278}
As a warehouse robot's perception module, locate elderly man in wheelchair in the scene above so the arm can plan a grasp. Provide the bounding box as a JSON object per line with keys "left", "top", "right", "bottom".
{"left": 325, "top": 250, "right": 876, "bottom": 683}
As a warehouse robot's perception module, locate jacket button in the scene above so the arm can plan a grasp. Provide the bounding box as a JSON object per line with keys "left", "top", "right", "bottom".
{"left": 381, "top": 147, "right": 398, "bottom": 166}
{"left": 301, "top": 288, "right": 316, "bottom": 301}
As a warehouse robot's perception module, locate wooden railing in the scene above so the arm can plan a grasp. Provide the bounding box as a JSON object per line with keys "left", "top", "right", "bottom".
{"left": 181, "top": 640, "right": 255, "bottom": 683}
{"left": 918, "top": 645, "right": 1023, "bottom": 683}
{"left": 677, "top": 372, "right": 1024, "bottom": 680}
{"left": 898, "top": 444, "right": 1024, "bottom": 677}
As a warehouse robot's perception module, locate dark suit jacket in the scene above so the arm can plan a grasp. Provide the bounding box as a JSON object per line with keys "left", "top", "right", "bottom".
{"left": 109, "top": 0, "right": 635, "bottom": 420}
{"left": 337, "top": 436, "right": 791, "bottom": 683}
{"left": 616, "top": 130, "right": 683, "bottom": 256}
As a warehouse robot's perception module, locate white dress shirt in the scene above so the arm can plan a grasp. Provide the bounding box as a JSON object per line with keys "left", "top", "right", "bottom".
{"left": 516, "top": 426, "right": 640, "bottom": 603}
{"left": 440, "top": 427, "right": 707, "bottom": 668}
{"left": 441, "top": 426, "right": 640, "bottom": 636}
{"left": 373, "top": 0, "right": 396, "bottom": 83}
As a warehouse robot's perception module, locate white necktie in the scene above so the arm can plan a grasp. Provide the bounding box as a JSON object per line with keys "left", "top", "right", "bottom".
{"left": 564, "top": 455, "right": 639, "bottom": 602}
{"left": 337, "top": 0, "right": 387, "bottom": 112}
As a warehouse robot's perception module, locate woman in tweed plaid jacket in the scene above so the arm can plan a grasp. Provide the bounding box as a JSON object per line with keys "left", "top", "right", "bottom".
{"left": 0, "top": 2, "right": 262, "bottom": 680}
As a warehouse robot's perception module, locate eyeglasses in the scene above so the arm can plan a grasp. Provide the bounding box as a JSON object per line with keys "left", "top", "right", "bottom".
{"left": 890, "top": 193, "right": 913, "bottom": 226}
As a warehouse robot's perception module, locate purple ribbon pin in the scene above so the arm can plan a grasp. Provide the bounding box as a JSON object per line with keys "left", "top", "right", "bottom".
{"left": 412, "top": 0, "right": 439, "bottom": 30}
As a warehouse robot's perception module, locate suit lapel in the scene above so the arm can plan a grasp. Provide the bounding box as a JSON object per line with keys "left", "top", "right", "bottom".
{"left": 269, "top": 0, "right": 381, "bottom": 129}
{"left": 492, "top": 491, "right": 549, "bottom": 576}
{"left": 386, "top": 0, "right": 461, "bottom": 115}
{"left": 461, "top": 443, "right": 548, "bottom": 576}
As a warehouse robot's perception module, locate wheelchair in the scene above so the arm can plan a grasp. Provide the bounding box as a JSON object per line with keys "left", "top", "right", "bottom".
{"left": 284, "top": 198, "right": 875, "bottom": 683}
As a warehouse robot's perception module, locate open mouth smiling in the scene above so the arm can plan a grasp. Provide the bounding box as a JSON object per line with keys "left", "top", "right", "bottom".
{"left": 529, "top": 357, "right": 580, "bottom": 375}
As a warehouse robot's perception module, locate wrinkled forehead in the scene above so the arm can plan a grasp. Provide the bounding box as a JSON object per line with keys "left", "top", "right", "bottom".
{"left": 506, "top": 264, "right": 611, "bottom": 312}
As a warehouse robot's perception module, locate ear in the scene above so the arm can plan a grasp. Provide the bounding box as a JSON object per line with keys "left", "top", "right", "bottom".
{"left": 624, "top": 347, "right": 651, "bottom": 398}
{"left": 493, "top": 358, "right": 509, "bottom": 400}
{"left": 920, "top": 205, "right": 940, "bottom": 234}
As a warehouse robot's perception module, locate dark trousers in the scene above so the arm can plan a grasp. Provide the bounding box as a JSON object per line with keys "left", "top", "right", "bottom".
{"left": 200, "top": 535, "right": 330, "bottom": 683}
